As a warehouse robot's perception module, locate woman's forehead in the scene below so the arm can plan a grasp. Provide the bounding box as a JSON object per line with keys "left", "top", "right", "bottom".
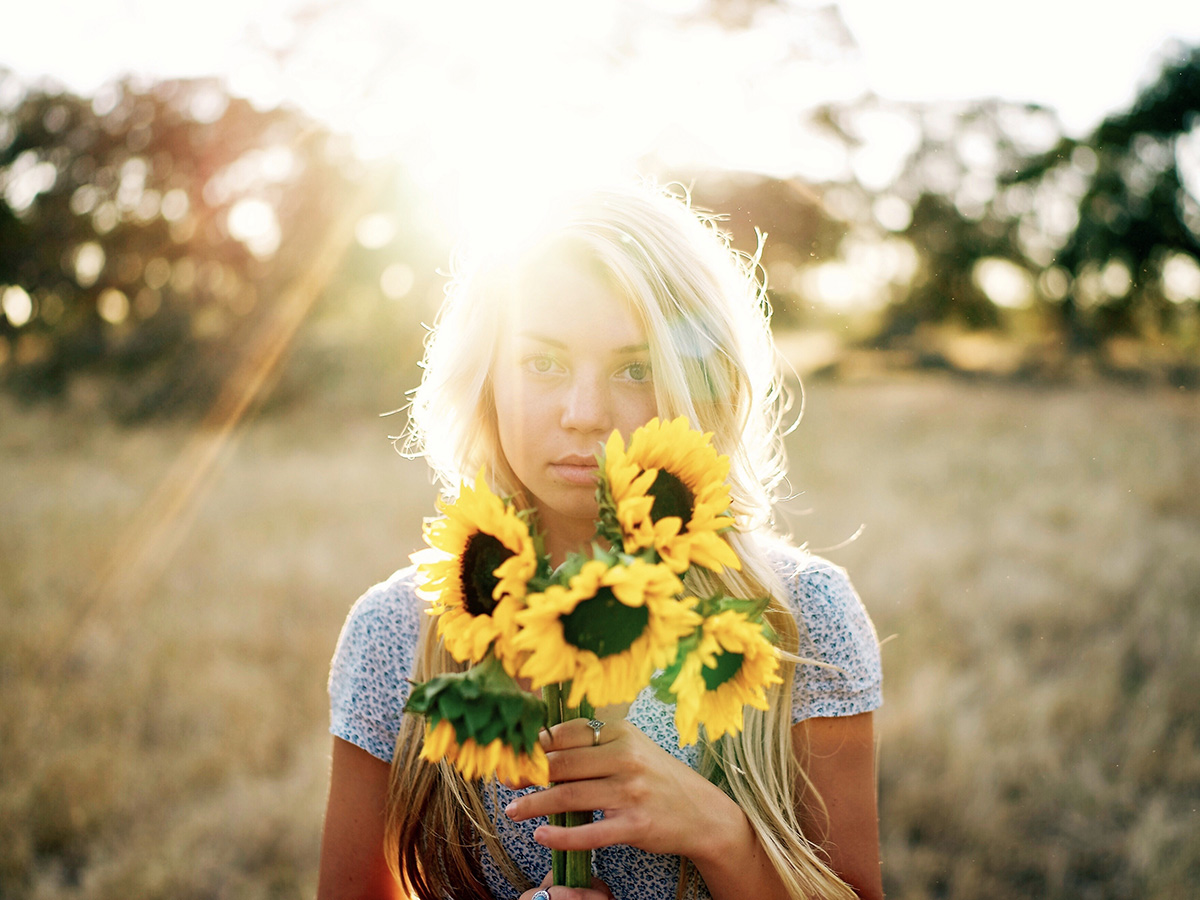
{"left": 500, "top": 254, "right": 647, "bottom": 347}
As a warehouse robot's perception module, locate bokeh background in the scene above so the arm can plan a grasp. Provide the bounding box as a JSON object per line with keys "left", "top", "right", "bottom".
{"left": 2, "top": 2, "right": 1198, "bottom": 898}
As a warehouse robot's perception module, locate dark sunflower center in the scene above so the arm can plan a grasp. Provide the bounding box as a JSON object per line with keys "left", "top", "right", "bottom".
{"left": 460, "top": 533, "right": 512, "bottom": 617}
{"left": 561, "top": 587, "right": 650, "bottom": 658}
{"left": 649, "top": 470, "right": 695, "bottom": 523}
{"left": 701, "top": 651, "right": 744, "bottom": 691}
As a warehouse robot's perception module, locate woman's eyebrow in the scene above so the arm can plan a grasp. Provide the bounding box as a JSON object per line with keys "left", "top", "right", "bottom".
{"left": 517, "top": 332, "right": 566, "bottom": 349}
{"left": 517, "top": 332, "right": 649, "bottom": 354}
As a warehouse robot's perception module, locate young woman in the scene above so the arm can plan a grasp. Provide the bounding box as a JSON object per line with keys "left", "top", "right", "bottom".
{"left": 317, "top": 185, "right": 884, "bottom": 900}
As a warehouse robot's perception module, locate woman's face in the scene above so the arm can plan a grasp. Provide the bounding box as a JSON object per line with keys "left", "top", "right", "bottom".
{"left": 493, "top": 253, "right": 657, "bottom": 560}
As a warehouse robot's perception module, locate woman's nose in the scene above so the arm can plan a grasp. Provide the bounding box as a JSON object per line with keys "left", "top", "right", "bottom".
{"left": 560, "top": 371, "right": 612, "bottom": 433}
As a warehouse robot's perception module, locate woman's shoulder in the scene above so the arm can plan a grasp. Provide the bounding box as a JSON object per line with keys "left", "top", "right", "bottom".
{"left": 337, "top": 564, "right": 424, "bottom": 638}
{"left": 762, "top": 539, "right": 863, "bottom": 618}
{"left": 758, "top": 538, "right": 884, "bottom": 720}
{"left": 328, "top": 564, "right": 425, "bottom": 762}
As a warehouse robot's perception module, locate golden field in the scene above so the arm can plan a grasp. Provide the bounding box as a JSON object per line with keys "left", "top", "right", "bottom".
{"left": 1, "top": 376, "right": 1197, "bottom": 900}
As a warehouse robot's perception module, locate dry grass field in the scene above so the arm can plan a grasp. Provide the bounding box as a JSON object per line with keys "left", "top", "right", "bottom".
{"left": 1, "top": 376, "right": 1197, "bottom": 900}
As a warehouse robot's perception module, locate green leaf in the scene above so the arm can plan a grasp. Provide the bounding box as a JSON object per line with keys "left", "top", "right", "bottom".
{"left": 552, "top": 551, "right": 590, "bottom": 583}
{"left": 497, "top": 693, "right": 527, "bottom": 723}
{"left": 404, "top": 692, "right": 430, "bottom": 716}
{"left": 438, "top": 691, "right": 465, "bottom": 722}
{"left": 475, "top": 716, "right": 505, "bottom": 746}
{"left": 652, "top": 680, "right": 676, "bottom": 705}
{"left": 518, "top": 715, "right": 542, "bottom": 752}
{"left": 703, "top": 594, "right": 770, "bottom": 620}
{"left": 463, "top": 695, "right": 492, "bottom": 734}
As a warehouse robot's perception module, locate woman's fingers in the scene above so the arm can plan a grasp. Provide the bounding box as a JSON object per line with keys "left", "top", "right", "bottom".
{"left": 510, "top": 717, "right": 731, "bottom": 858}
{"left": 502, "top": 720, "right": 617, "bottom": 790}
{"left": 546, "top": 743, "right": 619, "bottom": 783}
{"left": 519, "top": 874, "right": 614, "bottom": 899}
{"left": 540, "top": 717, "right": 616, "bottom": 752}
{"left": 532, "top": 719, "right": 626, "bottom": 785}
{"left": 508, "top": 720, "right": 660, "bottom": 820}
{"left": 533, "top": 816, "right": 633, "bottom": 851}
{"left": 505, "top": 778, "right": 614, "bottom": 822}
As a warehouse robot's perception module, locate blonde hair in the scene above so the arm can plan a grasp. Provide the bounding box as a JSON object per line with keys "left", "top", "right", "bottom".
{"left": 389, "top": 184, "right": 857, "bottom": 900}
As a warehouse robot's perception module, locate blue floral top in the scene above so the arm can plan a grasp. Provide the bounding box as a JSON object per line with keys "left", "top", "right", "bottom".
{"left": 328, "top": 543, "right": 882, "bottom": 900}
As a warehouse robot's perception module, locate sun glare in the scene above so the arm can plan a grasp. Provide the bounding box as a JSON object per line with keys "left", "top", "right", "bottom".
{"left": 2, "top": 284, "right": 33, "bottom": 327}
{"left": 227, "top": 198, "right": 281, "bottom": 259}
{"left": 212, "top": 1, "right": 864, "bottom": 249}
{"left": 74, "top": 242, "right": 106, "bottom": 289}
{"left": 973, "top": 257, "right": 1035, "bottom": 309}
{"left": 1162, "top": 251, "right": 1200, "bottom": 302}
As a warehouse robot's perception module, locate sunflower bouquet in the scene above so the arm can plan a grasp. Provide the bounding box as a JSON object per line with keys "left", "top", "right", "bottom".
{"left": 405, "top": 416, "right": 782, "bottom": 888}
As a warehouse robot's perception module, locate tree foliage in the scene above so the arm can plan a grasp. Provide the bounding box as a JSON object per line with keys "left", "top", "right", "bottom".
{"left": 1006, "top": 44, "right": 1200, "bottom": 351}
{"left": 755, "top": 45, "right": 1199, "bottom": 370}
{"left": 0, "top": 72, "right": 442, "bottom": 419}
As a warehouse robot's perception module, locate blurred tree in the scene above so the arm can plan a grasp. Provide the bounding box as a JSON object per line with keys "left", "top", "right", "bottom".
{"left": 1007, "top": 44, "right": 1200, "bottom": 353}
{"left": 791, "top": 97, "right": 1059, "bottom": 347}
{"left": 0, "top": 71, "right": 440, "bottom": 420}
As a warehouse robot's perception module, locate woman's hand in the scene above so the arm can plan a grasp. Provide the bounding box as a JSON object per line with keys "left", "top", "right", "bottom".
{"left": 504, "top": 717, "right": 743, "bottom": 864}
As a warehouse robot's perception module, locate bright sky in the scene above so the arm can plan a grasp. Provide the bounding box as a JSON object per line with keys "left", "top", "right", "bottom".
{"left": 837, "top": 0, "right": 1200, "bottom": 135}
{"left": 6, "top": 0, "right": 1197, "bottom": 131}
{"left": 3, "top": 0, "right": 1198, "bottom": 237}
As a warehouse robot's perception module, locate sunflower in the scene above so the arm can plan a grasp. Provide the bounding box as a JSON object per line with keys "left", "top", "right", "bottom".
{"left": 669, "top": 609, "right": 783, "bottom": 746}
{"left": 601, "top": 416, "right": 741, "bottom": 574}
{"left": 415, "top": 470, "right": 538, "bottom": 669}
{"left": 514, "top": 556, "right": 701, "bottom": 708}
{"left": 406, "top": 658, "right": 550, "bottom": 785}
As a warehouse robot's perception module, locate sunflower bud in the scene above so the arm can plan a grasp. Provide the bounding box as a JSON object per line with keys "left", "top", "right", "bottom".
{"left": 405, "top": 655, "right": 549, "bottom": 785}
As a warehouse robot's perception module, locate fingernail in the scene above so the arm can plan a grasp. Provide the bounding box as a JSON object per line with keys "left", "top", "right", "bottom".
{"left": 504, "top": 801, "right": 516, "bottom": 817}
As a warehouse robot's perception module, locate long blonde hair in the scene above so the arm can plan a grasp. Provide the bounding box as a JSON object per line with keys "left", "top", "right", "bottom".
{"left": 389, "top": 184, "right": 857, "bottom": 900}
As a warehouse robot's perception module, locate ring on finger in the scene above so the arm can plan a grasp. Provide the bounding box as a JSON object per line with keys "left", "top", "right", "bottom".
{"left": 587, "top": 718, "right": 605, "bottom": 746}
{"left": 532, "top": 890, "right": 551, "bottom": 900}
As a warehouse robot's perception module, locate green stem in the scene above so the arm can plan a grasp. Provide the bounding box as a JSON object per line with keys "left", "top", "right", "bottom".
{"left": 542, "top": 683, "right": 567, "bottom": 886}
{"left": 555, "top": 693, "right": 595, "bottom": 889}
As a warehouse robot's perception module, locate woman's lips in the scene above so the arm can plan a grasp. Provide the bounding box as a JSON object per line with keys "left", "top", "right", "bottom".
{"left": 550, "top": 457, "right": 599, "bottom": 485}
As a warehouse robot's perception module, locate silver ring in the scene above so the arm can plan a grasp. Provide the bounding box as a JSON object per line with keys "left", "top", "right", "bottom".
{"left": 532, "top": 891, "right": 551, "bottom": 900}
{"left": 587, "top": 718, "right": 605, "bottom": 746}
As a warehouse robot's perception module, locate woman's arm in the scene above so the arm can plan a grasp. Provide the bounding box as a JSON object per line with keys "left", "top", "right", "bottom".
{"left": 317, "top": 737, "right": 405, "bottom": 900}
{"left": 318, "top": 736, "right": 613, "bottom": 900}
{"left": 670, "top": 712, "right": 883, "bottom": 900}
{"left": 793, "top": 712, "right": 884, "bottom": 900}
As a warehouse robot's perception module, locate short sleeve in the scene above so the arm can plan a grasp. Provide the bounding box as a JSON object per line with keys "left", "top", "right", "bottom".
{"left": 773, "top": 551, "right": 883, "bottom": 723}
{"left": 328, "top": 567, "right": 424, "bottom": 762}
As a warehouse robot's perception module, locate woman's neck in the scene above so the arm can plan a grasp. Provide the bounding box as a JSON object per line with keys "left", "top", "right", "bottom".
{"left": 540, "top": 518, "right": 596, "bottom": 569}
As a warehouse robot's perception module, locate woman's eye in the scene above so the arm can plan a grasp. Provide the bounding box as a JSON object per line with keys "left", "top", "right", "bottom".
{"left": 525, "top": 355, "right": 560, "bottom": 375}
{"left": 622, "top": 361, "right": 652, "bottom": 383}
